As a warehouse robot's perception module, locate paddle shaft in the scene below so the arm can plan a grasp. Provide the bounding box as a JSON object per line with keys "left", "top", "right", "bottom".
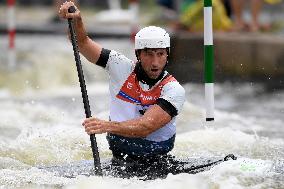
{"left": 67, "top": 6, "right": 102, "bottom": 175}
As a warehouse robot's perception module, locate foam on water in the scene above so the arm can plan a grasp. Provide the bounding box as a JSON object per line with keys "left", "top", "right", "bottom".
{"left": 0, "top": 35, "right": 283, "bottom": 188}
{"left": 60, "top": 158, "right": 279, "bottom": 189}
{"left": 0, "top": 81, "right": 283, "bottom": 189}
{"left": 0, "top": 94, "right": 283, "bottom": 188}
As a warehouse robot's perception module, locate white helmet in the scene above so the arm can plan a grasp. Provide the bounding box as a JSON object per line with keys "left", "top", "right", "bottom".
{"left": 135, "top": 26, "right": 170, "bottom": 50}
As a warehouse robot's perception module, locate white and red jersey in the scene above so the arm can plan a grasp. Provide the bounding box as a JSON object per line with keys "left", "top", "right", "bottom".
{"left": 99, "top": 49, "right": 185, "bottom": 142}
{"left": 96, "top": 48, "right": 185, "bottom": 156}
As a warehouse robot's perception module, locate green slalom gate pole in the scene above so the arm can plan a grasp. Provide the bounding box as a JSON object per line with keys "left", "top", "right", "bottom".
{"left": 204, "top": 0, "right": 214, "bottom": 121}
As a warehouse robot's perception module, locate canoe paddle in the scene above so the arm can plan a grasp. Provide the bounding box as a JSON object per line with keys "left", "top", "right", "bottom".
{"left": 67, "top": 6, "right": 102, "bottom": 176}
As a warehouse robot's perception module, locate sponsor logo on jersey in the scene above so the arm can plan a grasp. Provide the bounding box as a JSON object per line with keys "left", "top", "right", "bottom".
{"left": 117, "top": 72, "right": 176, "bottom": 106}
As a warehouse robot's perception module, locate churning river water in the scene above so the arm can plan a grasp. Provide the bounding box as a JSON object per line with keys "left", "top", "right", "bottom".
{"left": 0, "top": 35, "right": 283, "bottom": 189}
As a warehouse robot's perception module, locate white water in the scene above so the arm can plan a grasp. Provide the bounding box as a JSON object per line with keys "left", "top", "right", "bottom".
{"left": 0, "top": 35, "right": 283, "bottom": 189}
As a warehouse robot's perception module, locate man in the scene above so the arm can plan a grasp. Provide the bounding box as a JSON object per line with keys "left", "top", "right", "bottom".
{"left": 59, "top": 1, "right": 185, "bottom": 179}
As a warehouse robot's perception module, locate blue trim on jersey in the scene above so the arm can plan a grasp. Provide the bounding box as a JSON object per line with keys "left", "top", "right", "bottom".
{"left": 118, "top": 91, "right": 141, "bottom": 104}
{"left": 107, "top": 133, "right": 175, "bottom": 157}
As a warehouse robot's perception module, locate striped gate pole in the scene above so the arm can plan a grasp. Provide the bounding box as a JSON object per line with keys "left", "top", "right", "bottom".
{"left": 7, "top": 0, "right": 16, "bottom": 69}
{"left": 204, "top": 0, "right": 214, "bottom": 121}
{"left": 129, "top": 0, "right": 139, "bottom": 42}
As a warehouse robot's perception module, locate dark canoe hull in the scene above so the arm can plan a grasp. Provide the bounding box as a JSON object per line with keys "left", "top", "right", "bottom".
{"left": 39, "top": 154, "right": 237, "bottom": 180}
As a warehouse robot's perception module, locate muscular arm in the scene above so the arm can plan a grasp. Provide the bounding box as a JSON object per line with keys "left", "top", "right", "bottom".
{"left": 59, "top": 1, "right": 102, "bottom": 64}
{"left": 83, "top": 104, "right": 172, "bottom": 138}
{"left": 72, "top": 17, "right": 102, "bottom": 64}
{"left": 83, "top": 83, "right": 185, "bottom": 138}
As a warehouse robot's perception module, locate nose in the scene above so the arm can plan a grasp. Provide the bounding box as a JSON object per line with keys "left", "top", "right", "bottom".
{"left": 151, "top": 54, "right": 160, "bottom": 67}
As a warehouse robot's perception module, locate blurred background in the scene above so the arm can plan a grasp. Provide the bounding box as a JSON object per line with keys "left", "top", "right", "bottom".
{"left": 0, "top": 0, "right": 284, "bottom": 91}
{"left": 0, "top": 1, "right": 284, "bottom": 188}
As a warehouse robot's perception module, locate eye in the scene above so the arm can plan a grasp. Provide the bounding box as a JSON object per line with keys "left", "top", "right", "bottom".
{"left": 158, "top": 52, "right": 166, "bottom": 57}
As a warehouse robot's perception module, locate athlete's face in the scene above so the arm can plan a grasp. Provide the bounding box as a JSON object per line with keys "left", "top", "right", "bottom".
{"left": 138, "top": 48, "right": 168, "bottom": 79}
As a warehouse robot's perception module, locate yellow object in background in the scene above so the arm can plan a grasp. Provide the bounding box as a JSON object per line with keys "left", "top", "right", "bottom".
{"left": 180, "top": 0, "right": 232, "bottom": 32}
{"left": 264, "top": 0, "right": 282, "bottom": 4}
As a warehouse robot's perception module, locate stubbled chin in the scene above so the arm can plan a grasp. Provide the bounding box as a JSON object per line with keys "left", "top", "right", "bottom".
{"left": 149, "top": 71, "right": 161, "bottom": 79}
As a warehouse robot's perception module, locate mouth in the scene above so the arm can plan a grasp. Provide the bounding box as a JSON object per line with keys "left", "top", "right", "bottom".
{"left": 148, "top": 68, "right": 160, "bottom": 79}
{"left": 150, "top": 68, "right": 159, "bottom": 73}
